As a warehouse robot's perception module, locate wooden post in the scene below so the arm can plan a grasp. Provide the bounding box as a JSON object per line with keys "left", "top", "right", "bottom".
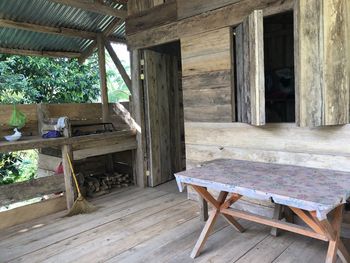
{"left": 130, "top": 49, "right": 146, "bottom": 187}
{"left": 61, "top": 118, "right": 75, "bottom": 209}
{"left": 97, "top": 33, "right": 109, "bottom": 123}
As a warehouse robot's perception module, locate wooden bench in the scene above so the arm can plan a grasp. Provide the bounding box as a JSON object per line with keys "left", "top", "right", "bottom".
{"left": 175, "top": 159, "right": 350, "bottom": 263}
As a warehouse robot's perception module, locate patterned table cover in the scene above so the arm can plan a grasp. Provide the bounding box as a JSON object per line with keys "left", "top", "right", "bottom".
{"left": 175, "top": 159, "right": 350, "bottom": 220}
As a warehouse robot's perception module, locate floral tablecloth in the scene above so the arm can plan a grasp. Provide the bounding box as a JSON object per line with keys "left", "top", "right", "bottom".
{"left": 175, "top": 159, "right": 350, "bottom": 220}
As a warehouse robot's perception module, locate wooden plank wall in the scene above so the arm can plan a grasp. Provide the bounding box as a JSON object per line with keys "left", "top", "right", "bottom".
{"left": 177, "top": 0, "right": 241, "bottom": 19}
{"left": 126, "top": 0, "right": 177, "bottom": 35}
{"left": 181, "top": 28, "right": 233, "bottom": 122}
{"left": 128, "top": 0, "right": 169, "bottom": 15}
{"left": 126, "top": 0, "right": 294, "bottom": 49}
{"left": 0, "top": 103, "right": 130, "bottom": 138}
{"left": 185, "top": 122, "right": 350, "bottom": 172}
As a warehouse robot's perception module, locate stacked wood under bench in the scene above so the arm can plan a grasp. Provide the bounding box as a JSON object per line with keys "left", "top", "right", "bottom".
{"left": 191, "top": 185, "right": 350, "bottom": 263}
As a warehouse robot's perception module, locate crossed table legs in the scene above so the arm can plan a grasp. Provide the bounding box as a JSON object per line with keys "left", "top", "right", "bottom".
{"left": 190, "top": 185, "right": 350, "bottom": 263}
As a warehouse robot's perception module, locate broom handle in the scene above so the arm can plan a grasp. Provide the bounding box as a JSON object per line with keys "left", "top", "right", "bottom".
{"left": 66, "top": 153, "right": 82, "bottom": 196}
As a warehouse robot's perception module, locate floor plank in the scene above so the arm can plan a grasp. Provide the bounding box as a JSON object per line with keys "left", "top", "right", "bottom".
{"left": 1, "top": 181, "right": 349, "bottom": 263}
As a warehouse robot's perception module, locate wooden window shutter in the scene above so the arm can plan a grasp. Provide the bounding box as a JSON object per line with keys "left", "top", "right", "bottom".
{"left": 295, "top": 0, "right": 350, "bottom": 127}
{"left": 236, "top": 10, "right": 265, "bottom": 126}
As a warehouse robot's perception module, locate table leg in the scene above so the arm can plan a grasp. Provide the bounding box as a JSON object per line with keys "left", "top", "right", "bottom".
{"left": 191, "top": 210, "right": 219, "bottom": 258}
{"left": 199, "top": 195, "right": 209, "bottom": 222}
{"left": 271, "top": 204, "right": 283, "bottom": 237}
{"left": 190, "top": 186, "right": 244, "bottom": 258}
{"left": 309, "top": 205, "right": 350, "bottom": 263}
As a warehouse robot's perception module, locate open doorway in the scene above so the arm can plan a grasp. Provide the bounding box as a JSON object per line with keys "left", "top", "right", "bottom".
{"left": 141, "top": 41, "right": 185, "bottom": 187}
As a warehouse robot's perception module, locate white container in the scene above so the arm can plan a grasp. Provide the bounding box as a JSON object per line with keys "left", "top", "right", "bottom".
{"left": 4, "top": 128, "right": 22, "bottom": 142}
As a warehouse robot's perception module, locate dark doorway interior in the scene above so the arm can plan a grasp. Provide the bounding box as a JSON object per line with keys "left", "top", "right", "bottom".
{"left": 264, "top": 11, "right": 295, "bottom": 123}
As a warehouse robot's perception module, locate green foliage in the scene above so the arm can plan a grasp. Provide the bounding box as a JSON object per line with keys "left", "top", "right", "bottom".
{"left": 106, "top": 52, "right": 131, "bottom": 103}
{"left": 0, "top": 150, "right": 37, "bottom": 185}
{"left": 0, "top": 54, "right": 100, "bottom": 104}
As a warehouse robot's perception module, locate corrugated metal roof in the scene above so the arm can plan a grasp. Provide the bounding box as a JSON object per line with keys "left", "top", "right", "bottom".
{"left": 0, "top": 0, "right": 126, "bottom": 54}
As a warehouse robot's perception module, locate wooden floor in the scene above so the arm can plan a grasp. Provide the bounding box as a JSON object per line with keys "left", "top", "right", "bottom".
{"left": 1, "top": 180, "right": 349, "bottom": 263}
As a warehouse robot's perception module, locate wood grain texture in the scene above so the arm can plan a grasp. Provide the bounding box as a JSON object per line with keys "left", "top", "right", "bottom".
{"left": 182, "top": 70, "right": 231, "bottom": 91}
{"left": 0, "top": 195, "right": 66, "bottom": 230}
{"left": 185, "top": 122, "right": 350, "bottom": 172}
{"left": 177, "top": 0, "right": 241, "bottom": 19}
{"left": 181, "top": 28, "right": 231, "bottom": 77}
{"left": 247, "top": 10, "right": 265, "bottom": 126}
{"left": 97, "top": 34, "right": 109, "bottom": 123}
{"left": 323, "top": 0, "right": 349, "bottom": 125}
{"left": 181, "top": 28, "right": 232, "bottom": 122}
{"left": 236, "top": 10, "right": 265, "bottom": 125}
{"left": 126, "top": 0, "right": 177, "bottom": 35}
{"left": 144, "top": 50, "right": 172, "bottom": 186}
{"left": 295, "top": 0, "right": 350, "bottom": 127}
{"left": 0, "top": 175, "right": 65, "bottom": 206}
{"left": 128, "top": 0, "right": 155, "bottom": 15}
{"left": 130, "top": 50, "right": 146, "bottom": 187}
{"left": 2, "top": 183, "right": 349, "bottom": 262}
{"left": 127, "top": 0, "right": 293, "bottom": 49}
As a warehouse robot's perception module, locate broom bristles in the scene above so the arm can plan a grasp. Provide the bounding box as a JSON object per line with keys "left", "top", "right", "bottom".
{"left": 65, "top": 195, "right": 98, "bottom": 217}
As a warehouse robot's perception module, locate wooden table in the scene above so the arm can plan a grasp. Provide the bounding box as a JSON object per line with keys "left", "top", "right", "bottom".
{"left": 175, "top": 159, "right": 350, "bottom": 263}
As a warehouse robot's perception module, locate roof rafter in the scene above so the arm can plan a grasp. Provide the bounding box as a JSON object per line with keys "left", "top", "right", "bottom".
{"left": 48, "top": 0, "right": 127, "bottom": 19}
{"left": 0, "top": 18, "right": 126, "bottom": 43}
{"left": 0, "top": 18, "right": 96, "bottom": 39}
{"left": 0, "top": 47, "right": 80, "bottom": 58}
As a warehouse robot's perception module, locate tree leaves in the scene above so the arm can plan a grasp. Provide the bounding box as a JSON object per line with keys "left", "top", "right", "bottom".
{"left": 0, "top": 54, "right": 100, "bottom": 104}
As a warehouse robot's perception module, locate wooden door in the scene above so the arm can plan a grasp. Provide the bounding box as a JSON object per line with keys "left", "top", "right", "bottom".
{"left": 143, "top": 49, "right": 182, "bottom": 187}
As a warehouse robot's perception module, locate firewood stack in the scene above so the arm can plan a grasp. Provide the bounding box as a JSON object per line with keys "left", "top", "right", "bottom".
{"left": 101, "top": 172, "right": 133, "bottom": 189}
{"left": 78, "top": 171, "right": 133, "bottom": 198}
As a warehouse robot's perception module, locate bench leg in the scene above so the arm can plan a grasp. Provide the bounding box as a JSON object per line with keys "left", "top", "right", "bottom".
{"left": 199, "top": 196, "right": 209, "bottom": 222}
{"left": 271, "top": 204, "right": 283, "bottom": 237}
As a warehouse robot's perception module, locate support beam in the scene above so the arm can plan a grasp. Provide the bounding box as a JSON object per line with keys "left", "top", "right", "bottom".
{"left": 130, "top": 50, "right": 146, "bottom": 187}
{"left": 79, "top": 18, "right": 124, "bottom": 63}
{"left": 105, "top": 41, "right": 131, "bottom": 90}
{"left": 0, "top": 47, "right": 80, "bottom": 58}
{"left": 61, "top": 119, "right": 75, "bottom": 210}
{"left": 0, "top": 18, "right": 125, "bottom": 44}
{"left": 0, "top": 18, "right": 95, "bottom": 39}
{"left": 49, "top": 0, "right": 127, "bottom": 18}
{"left": 97, "top": 34, "right": 109, "bottom": 123}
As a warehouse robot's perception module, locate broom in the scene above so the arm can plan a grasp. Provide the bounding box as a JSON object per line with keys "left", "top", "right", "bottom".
{"left": 65, "top": 153, "right": 97, "bottom": 217}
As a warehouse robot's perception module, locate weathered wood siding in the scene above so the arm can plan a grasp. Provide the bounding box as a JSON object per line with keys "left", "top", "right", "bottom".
{"left": 185, "top": 122, "right": 350, "bottom": 172}
{"left": 126, "top": 0, "right": 294, "bottom": 49}
{"left": 177, "top": 0, "right": 241, "bottom": 19}
{"left": 126, "top": 0, "right": 177, "bottom": 35}
{"left": 181, "top": 28, "right": 233, "bottom": 122}
{"left": 295, "top": 0, "right": 350, "bottom": 127}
